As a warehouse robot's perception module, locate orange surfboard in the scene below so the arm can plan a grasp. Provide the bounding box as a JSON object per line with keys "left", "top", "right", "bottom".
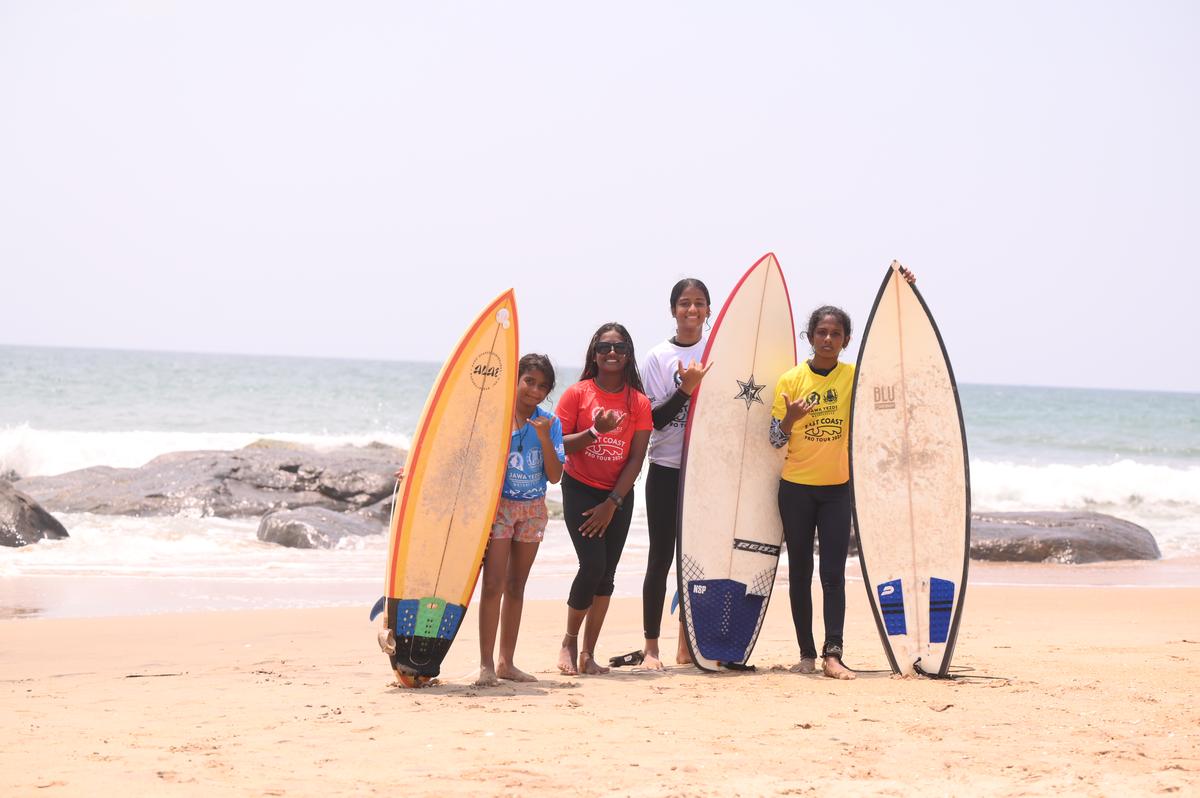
{"left": 379, "top": 290, "right": 518, "bottom": 683}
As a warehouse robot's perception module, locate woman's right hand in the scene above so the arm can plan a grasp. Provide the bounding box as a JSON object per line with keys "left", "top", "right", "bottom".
{"left": 781, "top": 392, "right": 816, "bottom": 429}
{"left": 394, "top": 466, "right": 405, "bottom": 481}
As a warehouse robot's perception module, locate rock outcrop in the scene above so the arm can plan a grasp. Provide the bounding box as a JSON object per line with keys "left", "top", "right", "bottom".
{"left": 15, "top": 441, "right": 404, "bottom": 520}
{"left": 969, "top": 511, "right": 1161, "bottom": 563}
{"left": 0, "top": 481, "right": 69, "bottom": 547}
{"left": 257, "top": 506, "right": 382, "bottom": 549}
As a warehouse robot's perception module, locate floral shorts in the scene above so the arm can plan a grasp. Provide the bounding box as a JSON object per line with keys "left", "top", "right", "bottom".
{"left": 491, "top": 497, "right": 548, "bottom": 543}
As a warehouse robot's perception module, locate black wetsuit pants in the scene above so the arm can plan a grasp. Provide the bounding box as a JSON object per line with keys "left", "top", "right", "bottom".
{"left": 778, "top": 479, "right": 851, "bottom": 658}
{"left": 563, "top": 472, "right": 634, "bottom": 611}
{"left": 642, "top": 462, "right": 679, "bottom": 639}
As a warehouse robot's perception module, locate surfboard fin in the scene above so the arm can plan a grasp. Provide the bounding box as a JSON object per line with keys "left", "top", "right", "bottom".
{"left": 720, "top": 661, "right": 756, "bottom": 672}
{"left": 369, "top": 595, "right": 386, "bottom": 621}
{"left": 670, "top": 590, "right": 679, "bottom": 615}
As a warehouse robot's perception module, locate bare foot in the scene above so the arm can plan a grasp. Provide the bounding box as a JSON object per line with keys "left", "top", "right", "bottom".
{"left": 497, "top": 663, "right": 537, "bottom": 682}
{"left": 558, "top": 635, "right": 579, "bottom": 676}
{"left": 475, "top": 664, "right": 500, "bottom": 687}
{"left": 676, "top": 641, "right": 692, "bottom": 665}
{"left": 789, "top": 657, "right": 817, "bottom": 674}
{"left": 823, "top": 656, "right": 857, "bottom": 680}
{"left": 643, "top": 641, "right": 665, "bottom": 671}
{"left": 579, "top": 652, "right": 610, "bottom": 675}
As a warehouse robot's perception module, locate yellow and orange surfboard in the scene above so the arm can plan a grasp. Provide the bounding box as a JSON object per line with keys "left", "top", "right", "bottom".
{"left": 379, "top": 289, "right": 518, "bottom": 683}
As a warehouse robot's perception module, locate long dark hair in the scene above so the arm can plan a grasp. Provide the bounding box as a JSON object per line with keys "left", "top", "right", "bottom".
{"left": 579, "top": 322, "right": 645, "bottom": 395}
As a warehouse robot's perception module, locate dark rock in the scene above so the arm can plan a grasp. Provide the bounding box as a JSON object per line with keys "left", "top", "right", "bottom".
{"left": 1, "top": 481, "right": 69, "bottom": 547}
{"left": 357, "top": 494, "right": 395, "bottom": 525}
{"left": 15, "top": 441, "right": 406, "bottom": 520}
{"left": 257, "top": 506, "right": 383, "bottom": 549}
{"left": 969, "top": 511, "right": 1160, "bottom": 563}
{"left": 843, "top": 510, "right": 1159, "bottom": 563}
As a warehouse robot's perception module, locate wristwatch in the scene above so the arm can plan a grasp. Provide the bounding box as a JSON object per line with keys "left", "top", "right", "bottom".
{"left": 606, "top": 491, "right": 624, "bottom": 509}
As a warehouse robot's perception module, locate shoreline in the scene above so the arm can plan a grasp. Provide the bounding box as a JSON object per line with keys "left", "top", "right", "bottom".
{"left": 4, "top": 556, "right": 1199, "bottom": 622}
{"left": 4, "top": 584, "right": 1198, "bottom": 795}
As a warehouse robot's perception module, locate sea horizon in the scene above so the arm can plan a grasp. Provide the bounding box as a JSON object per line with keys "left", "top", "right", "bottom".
{"left": 2, "top": 343, "right": 1197, "bottom": 619}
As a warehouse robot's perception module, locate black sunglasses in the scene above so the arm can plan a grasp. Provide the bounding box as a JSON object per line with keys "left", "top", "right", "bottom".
{"left": 595, "top": 341, "right": 630, "bottom": 355}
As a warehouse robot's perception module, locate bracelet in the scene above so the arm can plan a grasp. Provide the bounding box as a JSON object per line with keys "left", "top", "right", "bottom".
{"left": 586, "top": 426, "right": 600, "bottom": 440}
{"left": 606, "top": 492, "right": 623, "bottom": 509}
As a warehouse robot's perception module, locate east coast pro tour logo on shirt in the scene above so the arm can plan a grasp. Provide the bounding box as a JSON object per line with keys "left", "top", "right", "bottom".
{"left": 803, "top": 392, "right": 845, "bottom": 441}
{"left": 586, "top": 407, "right": 627, "bottom": 461}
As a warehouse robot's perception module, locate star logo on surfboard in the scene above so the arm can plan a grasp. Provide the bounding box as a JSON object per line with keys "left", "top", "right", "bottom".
{"left": 734, "top": 374, "right": 765, "bottom": 408}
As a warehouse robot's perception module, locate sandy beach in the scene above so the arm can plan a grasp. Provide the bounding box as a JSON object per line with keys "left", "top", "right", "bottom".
{"left": 3, "top": 561, "right": 1197, "bottom": 797}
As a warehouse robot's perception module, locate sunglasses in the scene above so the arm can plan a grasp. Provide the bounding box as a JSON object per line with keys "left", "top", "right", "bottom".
{"left": 595, "top": 341, "right": 630, "bottom": 355}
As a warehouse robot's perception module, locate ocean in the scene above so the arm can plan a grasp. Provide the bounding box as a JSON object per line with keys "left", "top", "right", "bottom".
{"left": 2, "top": 345, "right": 1198, "bottom": 618}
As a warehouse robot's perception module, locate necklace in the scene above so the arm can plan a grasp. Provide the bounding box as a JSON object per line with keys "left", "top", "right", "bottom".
{"left": 514, "top": 411, "right": 532, "bottom": 453}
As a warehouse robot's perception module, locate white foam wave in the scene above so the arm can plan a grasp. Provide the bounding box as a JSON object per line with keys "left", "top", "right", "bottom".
{"left": 972, "top": 458, "right": 1200, "bottom": 557}
{"left": 0, "top": 513, "right": 388, "bottom": 581}
{"left": 0, "top": 424, "right": 412, "bottom": 478}
{"left": 972, "top": 458, "right": 1200, "bottom": 512}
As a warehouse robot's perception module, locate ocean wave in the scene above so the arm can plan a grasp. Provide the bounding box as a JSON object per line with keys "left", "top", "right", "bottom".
{"left": 972, "top": 458, "right": 1200, "bottom": 512}
{"left": 0, "top": 424, "right": 412, "bottom": 478}
{"left": 972, "top": 458, "right": 1199, "bottom": 557}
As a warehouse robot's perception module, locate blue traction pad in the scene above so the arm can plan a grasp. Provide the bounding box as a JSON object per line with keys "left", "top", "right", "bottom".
{"left": 929, "top": 578, "right": 955, "bottom": 644}
{"left": 437, "top": 603, "right": 465, "bottom": 640}
{"left": 392, "top": 598, "right": 466, "bottom": 640}
{"left": 395, "top": 599, "right": 420, "bottom": 636}
{"left": 688, "top": 579, "right": 764, "bottom": 663}
{"left": 877, "top": 579, "right": 907, "bottom": 636}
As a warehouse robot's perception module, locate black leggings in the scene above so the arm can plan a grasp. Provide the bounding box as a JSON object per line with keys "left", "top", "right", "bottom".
{"left": 778, "top": 479, "right": 851, "bottom": 658}
{"left": 642, "top": 462, "right": 679, "bottom": 639}
{"left": 562, "top": 472, "right": 635, "bottom": 611}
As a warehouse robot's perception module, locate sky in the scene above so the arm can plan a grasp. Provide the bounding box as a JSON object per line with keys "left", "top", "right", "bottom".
{"left": 2, "top": 2, "right": 1198, "bottom": 392}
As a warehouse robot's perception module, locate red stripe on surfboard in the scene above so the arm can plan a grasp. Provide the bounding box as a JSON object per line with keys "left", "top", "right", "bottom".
{"left": 386, "top": 289, "right": 516, "bottom": 598}
{"left": 681, "top": 252, "right": 796, "bottom": 463}
{"left": 675, "top": 252, "right": 796, "bottom": 668}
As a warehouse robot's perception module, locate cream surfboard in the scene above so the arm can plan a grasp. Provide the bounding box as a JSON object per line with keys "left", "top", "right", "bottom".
{"left": 677, "top": 253, "right": 796, "bottom": 671}
{"left": 378, "top": 290, "right": 518, "bottom": 685}
{"left": 850, "top": 262, "right": 969, "bottom": 677}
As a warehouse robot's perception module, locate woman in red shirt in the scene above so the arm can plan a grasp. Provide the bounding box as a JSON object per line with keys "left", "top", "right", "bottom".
{"left": 554, "top": 323, "right": 653, "bottom": 676}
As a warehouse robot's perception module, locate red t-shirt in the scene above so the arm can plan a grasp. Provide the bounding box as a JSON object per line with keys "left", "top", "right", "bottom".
{"left": 555, "top": 379, "right": 653, "bottom": 490}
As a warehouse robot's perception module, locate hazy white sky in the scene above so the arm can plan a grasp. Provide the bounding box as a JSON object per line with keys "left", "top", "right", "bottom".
{"left": 2, "top": 2, "right": 1198, "bottom": 392}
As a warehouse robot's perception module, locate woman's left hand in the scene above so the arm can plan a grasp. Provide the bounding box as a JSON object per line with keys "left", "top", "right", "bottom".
{"left": 677, "top": 358, "right": 713, "bottom": 395}
{"left": 580, "top": 500, "right": 616, "bottom": 537}
{"left": 900, "top": 266, "right": 917, "bottom": 284}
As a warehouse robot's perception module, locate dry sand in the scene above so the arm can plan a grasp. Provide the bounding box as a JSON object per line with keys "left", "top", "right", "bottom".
{"left": 3, "top": 563, "right": 1198, "bottom": 796}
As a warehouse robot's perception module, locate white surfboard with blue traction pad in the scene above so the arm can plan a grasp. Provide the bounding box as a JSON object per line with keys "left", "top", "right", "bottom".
{"left": 850, "top": 262, "right": 970, "bottom": 677}
{"left": 676, "top": 253, "right": 796, "bottom": 671}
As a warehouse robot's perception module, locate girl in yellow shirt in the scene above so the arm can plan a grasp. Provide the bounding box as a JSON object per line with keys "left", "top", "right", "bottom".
{"left": 771, "top": 273, "right": 915, "bottom": 679}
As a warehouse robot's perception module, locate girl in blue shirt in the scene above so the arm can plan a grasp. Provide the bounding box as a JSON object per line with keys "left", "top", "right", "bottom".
{"left": 477, "top": 353, "right": 565, "bottom": 685}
